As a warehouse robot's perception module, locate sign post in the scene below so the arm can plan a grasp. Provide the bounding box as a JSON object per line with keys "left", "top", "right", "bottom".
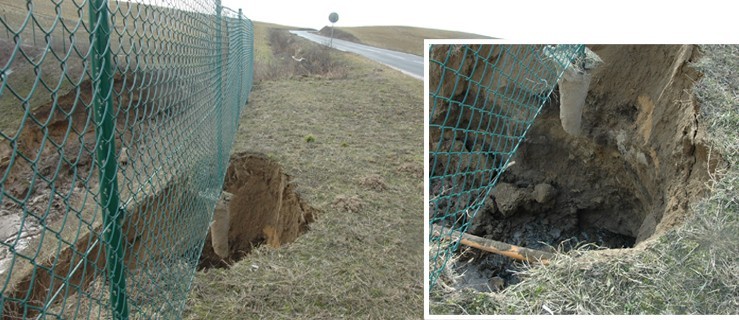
{"left": 328, "top": 12, "right": 338, "bottom": 48}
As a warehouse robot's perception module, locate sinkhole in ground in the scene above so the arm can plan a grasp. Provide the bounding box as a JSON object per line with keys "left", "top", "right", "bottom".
{"left": 198, "top": 152, "right": 316, "bottom": 269}
{"left": 452, "top": 96, "right": 644, "bottom": 292}
{"left": 433, "top": 45, "right": 718, "bottom": 292}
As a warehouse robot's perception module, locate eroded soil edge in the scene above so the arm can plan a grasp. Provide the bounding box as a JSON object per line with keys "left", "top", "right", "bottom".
{"left": 431, "top": 45, "right": 722, "bottom": 291}
{"left": 199, "top": 152, "right": 316, "bottom": 269}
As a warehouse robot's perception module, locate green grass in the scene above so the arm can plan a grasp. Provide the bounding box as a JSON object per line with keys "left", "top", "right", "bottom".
{"left": 325, "top": 26, "right": 491, "bottom": 56}
{"left": 430, "top": 45, "right": 739, "bottom": 315}
{"left": 184, "top": 30, "right": 424, "bottom": 319}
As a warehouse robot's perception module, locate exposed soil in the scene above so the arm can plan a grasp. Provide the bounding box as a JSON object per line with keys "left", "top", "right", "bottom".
{"left": 0, "top": 70, "right": 185, "bottom": 275}
{"left": 331, "top": 194, "right": 363, "bottom": 214}
{"left": 430, "top": 45, "right": 721, "bottom": 291}
{"left": 0, "top": 73, "right": 286, "bottom": 317}
{"left": 1, "top": 150, "right": 316, "bottom": 317}
{"left": 198, "top": 152, "right": 316, "bottom": 269}
{"left": 0, "top": 69, "right": 195, "bottom": 318}
{"left": 0, "top": 75, "right": 129, "bottom": 278}
{"left": 359, "top": 174, "right": 388, "bottom": 192}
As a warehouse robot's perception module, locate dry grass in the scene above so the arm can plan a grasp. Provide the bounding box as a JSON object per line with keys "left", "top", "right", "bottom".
{"left": 254, "top": 28, "right": 348, "bottom": 81}
{"left": 252, "top": 21, "right": 295, "bottom": 68}
{"left": 184, "top": 27, "right": 424, "bottom": 319}
{"left": 430, "top": 45, "right": 739, "bottom": 315}
{"left": 252, "top": 22, "right": 349, "bottom": 81}
{"left": 323, "top": 26, "right": 492, "bottom": 56}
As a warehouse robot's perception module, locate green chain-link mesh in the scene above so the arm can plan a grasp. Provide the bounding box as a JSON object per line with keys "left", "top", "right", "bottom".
{"left": 0, "top": 0, "right": 253, "bottom": 318}
{"left": 428, "top": 44, "right": 584, "bottom": 289}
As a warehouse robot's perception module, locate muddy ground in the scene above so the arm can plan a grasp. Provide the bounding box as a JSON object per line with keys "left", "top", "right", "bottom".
{"left": 430, "top": 45, "right": 720, "bottom": 291}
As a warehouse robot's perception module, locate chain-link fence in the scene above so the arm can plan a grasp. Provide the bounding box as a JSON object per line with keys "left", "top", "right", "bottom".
{"left": 0, "top": 0, "right": 253, "bottom": 318}
{"left": 428, "top": 44, "right": 586, "bottom": 289}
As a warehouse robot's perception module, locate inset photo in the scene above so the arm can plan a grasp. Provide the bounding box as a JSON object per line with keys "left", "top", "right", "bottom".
{"left": 426, "top": 44, "right": 736, "bottom": 316}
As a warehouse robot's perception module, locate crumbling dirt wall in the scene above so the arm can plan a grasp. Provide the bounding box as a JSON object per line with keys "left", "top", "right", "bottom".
{"left": 555, "top": 45, "right": 717, "bottom": 242}
{"left": 428, "top": 45, "right": 559, "bottom": 222}
{"left": 463, "top": 45, "right": 719, "bottom": 247}
{"left": 199, "top": 152, "right": 316, "bottom": 268}
{"left": 1, "top": 175, "right": 202, "bottom": 319}
{"left": 0, "top": 72, "right": 222, "bottom": 318}
{"left": 584, "top": 45, "right": 718, "bottom": 241}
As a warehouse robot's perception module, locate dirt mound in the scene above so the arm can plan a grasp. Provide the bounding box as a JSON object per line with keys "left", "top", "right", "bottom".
{"left": 359, "top": 174, "right": 387, "bottom": 191}
{"left": 432, "top": 45, "right": 721, "bottom": 290}
{"left": 199, "top": 152, "right": 316, "bottom": 269}
{"left": 396, "top": 161, "right": 423, "bottom": 179}
{"left": 331, "top": 195, "right": 363, "bottom": 213}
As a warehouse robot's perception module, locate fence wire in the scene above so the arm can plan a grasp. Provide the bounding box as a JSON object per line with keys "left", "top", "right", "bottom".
{"left": 428, "top": 44, "right": 584, "bottom": 289}
{"left": 0, "top": 0, "right": 253, "bottom": 318}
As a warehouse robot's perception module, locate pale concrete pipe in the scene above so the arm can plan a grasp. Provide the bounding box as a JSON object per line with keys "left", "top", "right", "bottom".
{"left": 558, "top": 69, "right": 592, "bottom": 136}
{"left": 557, "top": 47, "right": 603, "bottom": 136}
{"left": 211, "top": 191, "right": 233, "bottom": 259}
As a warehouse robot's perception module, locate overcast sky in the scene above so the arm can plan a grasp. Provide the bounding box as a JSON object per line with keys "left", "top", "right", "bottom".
{"left": 219, "top": 0, "right": 737, "bottom": 43}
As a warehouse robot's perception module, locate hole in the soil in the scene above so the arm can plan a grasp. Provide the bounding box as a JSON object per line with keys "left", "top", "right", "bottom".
{"left": 433, "top": 46, "right": 715, "bottom": 293}
{"left": 198, "top": 152, "right": 316, "bottom": 270}
{"left": 451, "top": 96, "right": 643, "bottom": 292}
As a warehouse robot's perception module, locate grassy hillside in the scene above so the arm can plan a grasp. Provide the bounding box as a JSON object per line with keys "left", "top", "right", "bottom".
{"left": 184, "top": 26, "right": 424, "bottom": 319}
{"left": 322, "top": 25, "right": 492, "bottom": 56}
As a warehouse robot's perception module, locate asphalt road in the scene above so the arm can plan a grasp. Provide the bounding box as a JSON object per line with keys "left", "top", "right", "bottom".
{"left": 289, "top": 30, "right": 423, "bottom": 80}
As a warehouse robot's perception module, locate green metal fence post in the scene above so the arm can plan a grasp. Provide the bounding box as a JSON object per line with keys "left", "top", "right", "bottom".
{"left": 88, "top": 0, "right": 129, "bottom": 318}
{"left": 215, "top": 1, "right": 224, "bottom": 176}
